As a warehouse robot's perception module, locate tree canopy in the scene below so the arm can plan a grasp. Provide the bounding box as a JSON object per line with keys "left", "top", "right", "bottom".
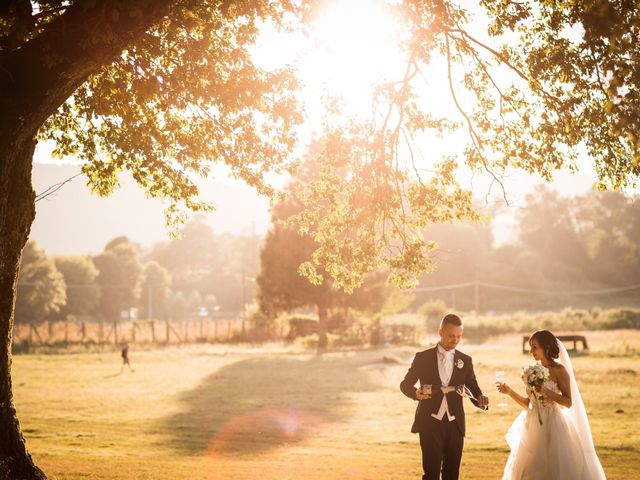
{"left": 3, "top": 1, "right": 638, "bottom": 292}
{"left": 291, "top": 0, "right": 640, "bottom": 291}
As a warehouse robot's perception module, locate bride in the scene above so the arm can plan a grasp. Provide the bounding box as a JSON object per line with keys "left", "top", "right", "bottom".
{"left": 496, "top": 330, "right": 606, "bottom": 479}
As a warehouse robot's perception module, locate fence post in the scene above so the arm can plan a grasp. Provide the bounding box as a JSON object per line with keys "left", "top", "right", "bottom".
{"left": 114, "top": 321, "right": 118, "bottom": 345}
{"left": 151, "top": 321, "right": 156, "bottom": 343}
{"left": 474, "top": 271, "right": 480, "bottom": 315}
{"left": 29, "top": 323, "right": 43, "bottom": 345}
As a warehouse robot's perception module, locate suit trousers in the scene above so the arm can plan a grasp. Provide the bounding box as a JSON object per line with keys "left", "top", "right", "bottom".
{"left": 418, "top": 416, "right": 464, "bottom": 480}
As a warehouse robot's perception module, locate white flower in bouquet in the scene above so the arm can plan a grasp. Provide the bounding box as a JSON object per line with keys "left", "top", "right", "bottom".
{"left": 521, "top": 363, "right": 550, "bottom": 425}
{"left": 521, "top": 363, "right": 550, "bottom": 388}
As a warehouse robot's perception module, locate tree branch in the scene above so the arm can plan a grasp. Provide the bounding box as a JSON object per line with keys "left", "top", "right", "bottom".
{"left": 35, "top": 172, "right": 82, "bottom": 202}
{"left": 0, "top": 0, "right": 175, "bottom": 143}
{"left": 444, "top": 33, "right": 509, "bottom": 205}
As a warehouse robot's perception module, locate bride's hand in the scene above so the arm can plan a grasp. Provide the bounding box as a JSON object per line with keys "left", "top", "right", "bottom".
{"left": 496, "top": 382, "right": 509, "bottom": 394}
{"left": 535, "top": 385, "right": 550, "bottom": 396}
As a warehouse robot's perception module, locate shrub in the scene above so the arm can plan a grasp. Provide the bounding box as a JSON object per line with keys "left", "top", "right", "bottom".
{"left": 418, "top": 299, "right": 448, "bottom": 331}
{"left": 286, "top": 316, "right": 318, "bottom": 341}
{"left": 598, "top": 308, "right": 640, "bottom": 329}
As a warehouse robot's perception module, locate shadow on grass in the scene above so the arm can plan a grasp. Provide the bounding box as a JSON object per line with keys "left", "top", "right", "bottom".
{"left": 156, "top": 354, "right": 378, "bottom": 457}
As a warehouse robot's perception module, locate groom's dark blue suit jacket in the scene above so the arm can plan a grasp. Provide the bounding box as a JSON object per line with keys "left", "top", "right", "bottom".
{"left": 400, "top": 347, "right": 486, "bottom": 436}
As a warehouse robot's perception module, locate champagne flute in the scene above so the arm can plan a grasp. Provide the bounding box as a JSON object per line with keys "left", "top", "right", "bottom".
{"left": 496, "top": 370, "right": 508, "bottom": 407}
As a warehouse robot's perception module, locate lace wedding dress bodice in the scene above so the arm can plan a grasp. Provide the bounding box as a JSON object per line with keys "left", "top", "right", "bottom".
{"left": 530, "top": 379, "right": 561, "bottom": 411}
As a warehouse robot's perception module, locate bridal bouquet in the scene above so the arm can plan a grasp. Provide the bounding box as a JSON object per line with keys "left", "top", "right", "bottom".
{"left": 521, "top": 363, "right": 550, "bottom": 425}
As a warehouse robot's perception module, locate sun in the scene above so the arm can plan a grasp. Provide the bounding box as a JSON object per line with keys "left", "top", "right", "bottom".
{"left": 252, "top": 0, "right": 407, "bottom": 126}
{"left": 298, "top": 0, "right": 407, "bottom": 117}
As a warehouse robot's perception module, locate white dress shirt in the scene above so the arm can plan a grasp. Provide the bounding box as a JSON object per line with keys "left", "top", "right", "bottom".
{"left": 432, "top": 343, "right": 456, "bottom": 421}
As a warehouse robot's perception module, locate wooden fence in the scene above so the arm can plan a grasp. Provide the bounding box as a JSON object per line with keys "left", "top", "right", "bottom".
{"left": 12, "top": 317, "right": 245, "bottom": 347}
{"left": 12, "top": 317, "right": 419, "bottom": 348}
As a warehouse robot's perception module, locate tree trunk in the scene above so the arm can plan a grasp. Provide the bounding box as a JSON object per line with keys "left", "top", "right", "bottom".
{"left": 0, "top": 135, "right": 46, "bottom": 479}
{"left": 317, "top": 302, "right": 328, "bottom": 352}
{"left": 0, "top": 4, "right": 178, "bottom": 478}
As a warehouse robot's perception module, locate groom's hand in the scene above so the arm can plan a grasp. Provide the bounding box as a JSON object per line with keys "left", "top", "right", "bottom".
{"left": 416, "top": 388, "right": 432, "bottom": 400}
{"left": 478, "top": 395, "right": 489, "bottom": 408}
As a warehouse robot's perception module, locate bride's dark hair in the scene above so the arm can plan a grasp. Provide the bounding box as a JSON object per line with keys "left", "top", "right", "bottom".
{"left": 530, "top": 330, "right": 560, "bottom": 360}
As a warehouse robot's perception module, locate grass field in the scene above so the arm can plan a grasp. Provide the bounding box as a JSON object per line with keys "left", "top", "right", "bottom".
{"left": 13, "top": 330, "right": 640, "bottom": 479}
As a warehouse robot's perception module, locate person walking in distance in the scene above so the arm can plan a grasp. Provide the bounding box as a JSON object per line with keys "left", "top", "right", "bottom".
{"left": 120, "top": 343, "right": 134, "bottom": 373}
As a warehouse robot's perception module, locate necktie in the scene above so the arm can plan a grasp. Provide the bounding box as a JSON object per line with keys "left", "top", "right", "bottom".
{"left": 439, "top": 349, "right": 452, "bottom": 365}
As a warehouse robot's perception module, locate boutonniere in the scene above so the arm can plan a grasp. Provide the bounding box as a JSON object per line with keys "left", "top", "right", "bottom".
{"left": 455, "top": 358, "right": 464, "bottom": 369}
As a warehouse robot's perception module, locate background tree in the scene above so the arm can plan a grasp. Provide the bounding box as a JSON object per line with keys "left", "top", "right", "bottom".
{"left": 93, "top": 237, "right": 142, "bottom": 322}
{"left": 54, "top": 255, "right": 101, "bottom": 319}
{"left": 166, "top": 291, "right": 188, "bottom": 322}
{"left": 257, "top": 199, "right": 335, "bottom": 350}
{"left": 148, "top": 218, "right": 262, "bottom": 312}
{"left": 518, "top": 187, "right": 589, "bottom": 285}
{"left": 15, "top": 242, "right": 66, "bottom": 324}
{"left": 257, "top": 168, "right": 403, "bottom": 349}
{"left": 575, "top": 190, "right": 640, "bottom": 286}
{"left": 139, "top": 261, "right": 171, "bottom": 320}
{"left": 410, "top": 189, "right": 640, "bottom": 311}
{"left": 148, "top": 217, "right": 219, "bottom": 294}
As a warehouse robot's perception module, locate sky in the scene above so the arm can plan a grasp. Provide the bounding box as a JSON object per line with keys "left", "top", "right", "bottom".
{"left": 30, "top": 161, "right": 270, "bottom": 255}
{"left": 29, "top": 0, "right": 616, "bottom": 254}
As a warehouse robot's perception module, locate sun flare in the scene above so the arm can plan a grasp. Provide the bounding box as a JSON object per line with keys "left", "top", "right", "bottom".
{"left": 298, "top": 0, "right": 407, "bottom": 118}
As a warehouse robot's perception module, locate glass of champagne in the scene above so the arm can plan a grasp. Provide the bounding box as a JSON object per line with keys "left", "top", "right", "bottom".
{"left": 496, "top": 370, "right": 508, "bottom": 407}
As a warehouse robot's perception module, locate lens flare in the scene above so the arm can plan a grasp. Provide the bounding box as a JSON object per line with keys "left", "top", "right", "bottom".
{"left": 205, "top": 406, "right": 321, "bottom": 457}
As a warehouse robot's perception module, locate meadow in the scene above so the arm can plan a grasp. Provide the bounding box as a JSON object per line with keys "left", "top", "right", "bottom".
{"left": 13, "top": 330, "right": 640, "bottom": 480}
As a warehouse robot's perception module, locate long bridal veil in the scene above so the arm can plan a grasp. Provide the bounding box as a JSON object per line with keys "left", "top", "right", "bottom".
{"left": 557, "top": 341, "right": 607, "bottom": 479}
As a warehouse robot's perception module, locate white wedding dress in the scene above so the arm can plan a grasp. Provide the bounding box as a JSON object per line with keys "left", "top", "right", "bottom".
{"left": 502, "top": 343, "right": 606, "bottom": 480}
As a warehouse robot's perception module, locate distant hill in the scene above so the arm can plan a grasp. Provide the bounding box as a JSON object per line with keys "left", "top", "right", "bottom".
{"left": 30, "top": 163, "right": 271, "bottom": 255}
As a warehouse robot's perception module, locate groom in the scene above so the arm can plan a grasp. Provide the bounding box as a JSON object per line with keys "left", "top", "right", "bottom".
{"left": 400, "top": 313, "right": 489, "bottom": 480}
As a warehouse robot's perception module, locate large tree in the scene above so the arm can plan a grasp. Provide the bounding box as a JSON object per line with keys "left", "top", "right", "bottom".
{"left": 1, "top": 0, "right": 639, "bottom": 477}
{"left": 257, "top": 198, "right": 335, "bottom": 350}
{"left": 258, "top": 175, "right": 408, "bottom": 350}
{"left": 1, "top": 3, "right": 299, "bottom": 474}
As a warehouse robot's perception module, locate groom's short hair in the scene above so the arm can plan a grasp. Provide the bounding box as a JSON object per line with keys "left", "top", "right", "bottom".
{"left": 440, "top": 313, "right": 462, "bottom": 328}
